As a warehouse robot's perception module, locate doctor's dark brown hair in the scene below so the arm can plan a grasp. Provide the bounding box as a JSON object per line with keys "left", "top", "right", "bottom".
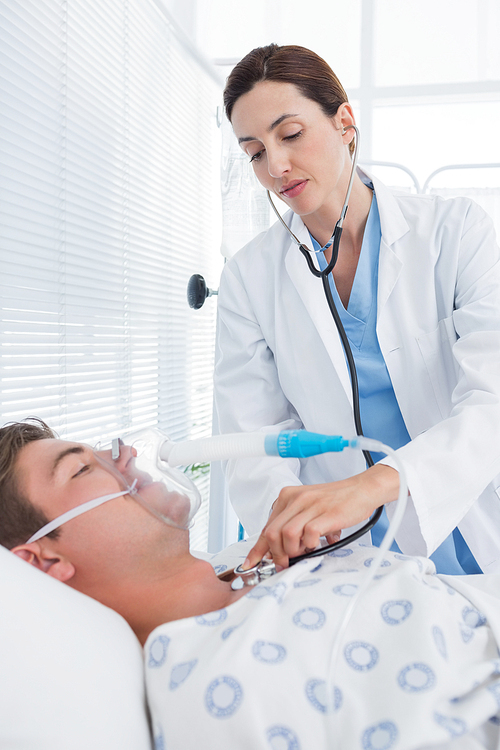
{"left": 0, "top": 418, "right": 58, "bottom": 549}
{"left": 223, "top": 44, "right": 355, "bottom": 155}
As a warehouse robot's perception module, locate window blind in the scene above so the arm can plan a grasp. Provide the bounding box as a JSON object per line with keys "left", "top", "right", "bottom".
{"left": 0, "top": 0, "right": 222, "bottom": 550}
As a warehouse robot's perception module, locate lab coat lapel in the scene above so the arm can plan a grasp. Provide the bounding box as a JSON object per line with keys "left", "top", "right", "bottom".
{"left": 282, "top": 175, "right": 410, "bottom": 406}
{"left": 284, "top": 215, "right": 353, "bottom": 404}
{"left": 369, "top": 172, "right": 409, "bottom": 314}
{"left": 377, "top": 237, "right": 403, "bottom": 314}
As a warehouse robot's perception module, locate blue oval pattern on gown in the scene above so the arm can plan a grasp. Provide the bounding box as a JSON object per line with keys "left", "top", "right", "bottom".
{"left": 169, "top": 659, "right": 197, "bottom": 690}
{"left": 266, "top": 725, "right": 300, "bottom": 749}
{"left": 433, "top": 712, "right": 467, "bottom": 737}
{"left": 252, "top": 640, "right": 287, "bottom": 664}
{"left": 344, "top": 641, "right": 379, "bottom": 671}
{"left": 195, "top": 609, "right": 228, "bottom": 626}
{"left": 247, "top": 583, "right": 287, "bottom": 603}
{"left": 305, "top": 679, "right": 342, "bottom": 713}
{"left": 294, "top": 578, "right": 321, "bottom": 588}
{"left": 364, "top": 558, "right": 391, "bottom": 568}
{"left": 397, "top": 663, "right": 436, "bottom": 692}
{"left": 432, "top": 626, "right": 447, "bottom": 659}
{"left": 380, "top": 600, "right": 412, "bottom": 625}
{"left": 148, "top": 635, "right": 170, "bottom": 668}
{"left": 460, "top": 623, "right": 474, "bottom": 643}
{"left": 333, "top": 583, "right": 358, "bottom": 597}
{"left": 362, "top": 721, "right": 398, "bottom": 750}
{"left": 328, "top": 548, "right": 354, "bottom": 558}
{"left": 292, "top": 607, "right": 326, "bottom": 630}
{"left": 154, "top": 725, "right": 165, "bottom": 750}
{"left": 462, "top": 606, "right": 486, "bottom": 628}
{"left": 205, "top": 675, "right": 243, "bottom": 718}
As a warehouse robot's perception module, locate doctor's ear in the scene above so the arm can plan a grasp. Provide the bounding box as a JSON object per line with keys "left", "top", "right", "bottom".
{"left": 335, "top": 102, "right": 356, "bottom": 136}
{"left": 11, "top": 542, "right": 75, "bottom": 582}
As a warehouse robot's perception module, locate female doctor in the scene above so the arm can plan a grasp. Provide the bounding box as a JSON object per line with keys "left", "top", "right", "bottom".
{"left": 214, "top": 44, "right": 500, "bottom": 574}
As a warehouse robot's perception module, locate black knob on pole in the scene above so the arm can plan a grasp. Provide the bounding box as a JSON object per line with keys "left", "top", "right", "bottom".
{"left": 187, "top": 274, "right": 218, "bottom": 310}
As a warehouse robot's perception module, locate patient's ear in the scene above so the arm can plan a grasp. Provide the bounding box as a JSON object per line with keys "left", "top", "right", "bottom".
{"left": 11, "top": 543, "right": 75, "bottom": 582}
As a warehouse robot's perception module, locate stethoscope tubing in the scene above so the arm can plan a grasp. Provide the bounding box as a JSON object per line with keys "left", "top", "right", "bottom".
{"left": 266, "top": 124, "right": 383, "bottom": 565}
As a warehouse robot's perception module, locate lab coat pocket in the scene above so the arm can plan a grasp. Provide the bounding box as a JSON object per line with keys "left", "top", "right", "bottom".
{"left": 416, "top": 316, "right": 459, "bottom": 420}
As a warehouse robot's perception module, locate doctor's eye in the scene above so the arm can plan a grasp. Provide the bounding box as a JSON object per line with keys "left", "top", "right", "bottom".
{"left": 249, "top": 149, "right": 265, "bottom": 163}
{"left": 283, "top": 130, "right": 302, "bottom": 142}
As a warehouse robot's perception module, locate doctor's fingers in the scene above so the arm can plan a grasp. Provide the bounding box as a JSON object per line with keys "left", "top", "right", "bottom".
{"left": 253, "top": 501, "right": 334, "bottom": 567}
{"left": 240, "top": 500, "right": 291, "bottom": 569}
{"left": 266, "top": 509, "right": 344, "bottom": 562}
{"left": 244, "top": 513, "right": 343, "bottom": 570}
{"left": 242, "top": 534, "right": 271, "bottom": 571}
{"left": 243, "top": 513, "right": 303, "bottom": 570}
{"left": 273, "top": 484, "right": 353, "bottom": 527}
{"left": 325, "top": 531, "right": 342, "bottom": 545}
{"left": 244, "top": 483, "right": 360, "bottom": 569}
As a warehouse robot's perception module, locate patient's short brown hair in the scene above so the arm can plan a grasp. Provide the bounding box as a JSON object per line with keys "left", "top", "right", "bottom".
{"left": 0, "top": 419, "right": 57, "bottom": 549}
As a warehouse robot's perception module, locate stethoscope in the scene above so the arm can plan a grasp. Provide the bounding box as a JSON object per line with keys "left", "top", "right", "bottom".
{"left": 233, "top": 124, "right": 383, "bottom": 588}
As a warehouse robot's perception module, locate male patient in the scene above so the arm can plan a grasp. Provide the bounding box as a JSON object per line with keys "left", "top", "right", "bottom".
{"left": 2, "top": 419, "right": 500, "bottom": 750}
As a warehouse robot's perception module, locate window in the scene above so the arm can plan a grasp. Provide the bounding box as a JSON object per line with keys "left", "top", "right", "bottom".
{"left": 0, "top": 0, "right": 222, "bottom": 551}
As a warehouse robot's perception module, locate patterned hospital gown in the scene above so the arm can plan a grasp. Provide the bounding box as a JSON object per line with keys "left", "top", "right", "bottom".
{"left": 145, "top": 543, "right": 500, "bottom": 750}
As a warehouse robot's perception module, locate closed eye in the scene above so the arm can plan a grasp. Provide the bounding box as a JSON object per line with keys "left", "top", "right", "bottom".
{"left": 72, "top": 464, "right": 90, "bottom": 479}
{"left": 249, "top": 149, "right": 264, "bottom": 163}
{"left": 283, "top": 131, "right": 302, "bottom": 142}
{"left": 249, "top": 131, "right": 302, "bottom": 163}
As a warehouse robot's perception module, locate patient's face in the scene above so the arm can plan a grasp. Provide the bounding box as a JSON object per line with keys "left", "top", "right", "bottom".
{"left": 95, "top": 443, "right": 194, "bottom": 530}
{"left": 15, "top": 438, "right": 187, "bottom": 589}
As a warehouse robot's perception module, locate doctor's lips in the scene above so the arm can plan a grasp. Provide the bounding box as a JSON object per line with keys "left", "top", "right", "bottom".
{"left": 280, "top": 180, "right": 308, "bottom": 199}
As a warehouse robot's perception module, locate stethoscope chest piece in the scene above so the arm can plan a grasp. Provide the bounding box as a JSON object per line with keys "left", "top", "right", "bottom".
{"left": 231, "top": 558, "right": 277, "bottom": 589}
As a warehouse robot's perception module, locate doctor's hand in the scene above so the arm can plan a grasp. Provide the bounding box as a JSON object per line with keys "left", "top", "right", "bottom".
{"left": 242, "top": 464, "right": 400, "bottom": 570}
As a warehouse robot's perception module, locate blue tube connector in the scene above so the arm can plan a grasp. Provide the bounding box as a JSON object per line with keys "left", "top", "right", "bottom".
{"left": 265, "top": 430, "right": 351, "bottom": 458}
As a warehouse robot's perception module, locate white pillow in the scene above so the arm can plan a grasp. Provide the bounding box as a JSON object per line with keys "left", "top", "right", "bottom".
{"left": 0, "top": 545, "right": 152, "bottom": 749}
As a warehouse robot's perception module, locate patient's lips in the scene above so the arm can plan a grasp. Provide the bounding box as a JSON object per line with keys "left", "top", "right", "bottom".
{"left": 124, "top": 456, "right": 154, "bottom": 491}
{"left": 120, "top": 456, "right": 191, "bottom": 527}
{"left": 135, "top": 481, "right": 191, "bottom": 527}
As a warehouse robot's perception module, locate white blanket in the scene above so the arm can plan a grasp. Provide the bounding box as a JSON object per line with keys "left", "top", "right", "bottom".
{"left": 145, "top": 544, "right": 500, "bottom": 749}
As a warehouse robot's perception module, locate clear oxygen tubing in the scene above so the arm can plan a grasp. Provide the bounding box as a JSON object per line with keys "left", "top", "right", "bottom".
{"left": 325, "top": 436, "right": 408, "bottom": 725}
{"left": 160, "top": 429, "right": 394, "bottom": 562}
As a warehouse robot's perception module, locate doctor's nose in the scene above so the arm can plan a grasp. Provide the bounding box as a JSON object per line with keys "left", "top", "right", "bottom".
{"left": 266, "top": 149, "right": 291, "bottom": 179}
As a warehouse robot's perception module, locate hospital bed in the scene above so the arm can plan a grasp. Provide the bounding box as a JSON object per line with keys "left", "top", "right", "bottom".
{"left": 2, "top": 539, "right": 499, "bottom": 749}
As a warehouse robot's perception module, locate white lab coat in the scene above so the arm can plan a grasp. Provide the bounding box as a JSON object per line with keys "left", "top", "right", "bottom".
{"left": 214, "top": 169, "right": 500, "bottom": 573}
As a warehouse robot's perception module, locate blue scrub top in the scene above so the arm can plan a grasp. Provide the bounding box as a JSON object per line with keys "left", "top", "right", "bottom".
{"left": 310, "top": 194, "right": 481, "bottom": 575}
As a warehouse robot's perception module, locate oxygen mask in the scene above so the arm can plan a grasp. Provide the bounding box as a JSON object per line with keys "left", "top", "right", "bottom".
{"left": 97, "top": 427, "right": 202, "bottom": 531}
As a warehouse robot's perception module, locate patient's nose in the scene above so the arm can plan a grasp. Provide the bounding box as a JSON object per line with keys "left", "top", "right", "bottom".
{"left": 94, "top": 442, "right": 137, "bottom": 474}
{"left": 112, "top": 444, "right": 137, "bottom": 474}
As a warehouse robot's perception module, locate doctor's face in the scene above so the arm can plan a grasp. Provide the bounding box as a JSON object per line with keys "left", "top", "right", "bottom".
{"left": 231, "top": 81, "right": 355, "bottom": 221}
